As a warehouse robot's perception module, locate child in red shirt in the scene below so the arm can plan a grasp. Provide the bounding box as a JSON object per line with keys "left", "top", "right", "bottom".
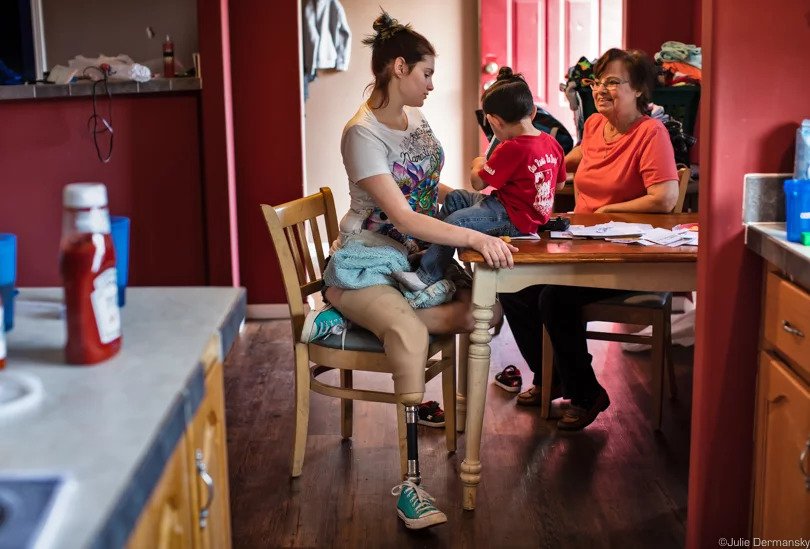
{"left": 395, "top": 67, "right": 567, "bottom": 291}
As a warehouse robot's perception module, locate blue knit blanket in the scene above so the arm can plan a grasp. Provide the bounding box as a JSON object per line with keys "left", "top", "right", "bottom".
{"left": 323, "top": 231, "right": 455, "bottom": 308}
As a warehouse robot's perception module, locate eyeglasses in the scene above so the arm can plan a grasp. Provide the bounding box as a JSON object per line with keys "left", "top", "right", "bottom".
{"left": 582, "top": 77, "right": 630, "bottom": 91}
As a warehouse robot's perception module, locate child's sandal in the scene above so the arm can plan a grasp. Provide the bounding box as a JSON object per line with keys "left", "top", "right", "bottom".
{"left": 494, "top": 365, "right": 522, "bottom": 393}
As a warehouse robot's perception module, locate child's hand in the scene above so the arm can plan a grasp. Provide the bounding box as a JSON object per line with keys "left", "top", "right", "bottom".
{"left": 471, "top": 156, "right": 486, "bottom": 172}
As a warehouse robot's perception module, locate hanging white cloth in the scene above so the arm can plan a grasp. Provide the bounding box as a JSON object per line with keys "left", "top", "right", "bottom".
{"left": 302, "top": 0, "right": 351, "bottom": 77}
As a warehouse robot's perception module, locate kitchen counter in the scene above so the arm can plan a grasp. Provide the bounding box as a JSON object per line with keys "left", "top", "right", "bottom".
{"left": 0, "top": 287, "right": 245, "bottom": 548}
{"left": 745, "top": 223, "right": 810, "bottom": 289}
{"left": 0, "top": 77, "right": 201, "bottom": 101}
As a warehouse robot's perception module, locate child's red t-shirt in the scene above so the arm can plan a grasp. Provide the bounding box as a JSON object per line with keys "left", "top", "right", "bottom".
{"left": 478, "top": 133, "right": 566, "bottom": 233}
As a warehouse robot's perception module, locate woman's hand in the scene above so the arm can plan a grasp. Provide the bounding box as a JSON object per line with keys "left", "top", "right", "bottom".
{"left": 469, "top": 232, "right": 519, "bottom": 269}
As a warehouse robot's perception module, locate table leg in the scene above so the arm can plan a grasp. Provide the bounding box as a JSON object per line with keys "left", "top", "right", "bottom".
{"left": 460, "top": 267, "right": 496, "bottom": 510}
{"left": 456, "top": 333, "right": 470, "bottom": 433}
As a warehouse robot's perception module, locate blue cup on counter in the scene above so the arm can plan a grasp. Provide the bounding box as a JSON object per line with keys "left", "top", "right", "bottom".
{"left": 784, "top": 179, "right": 810, "bottom": 243}
{"left": 0, "top": 233, "right": 18, "bottom": 331}
{"left": 110, "top": 216, "right": 130, "bottom": 307}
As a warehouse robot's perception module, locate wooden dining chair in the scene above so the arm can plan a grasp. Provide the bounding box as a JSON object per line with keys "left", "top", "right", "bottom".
{"left": 261, "top": 187, "right": 457, "bottom": 478}
{"left": 540, "top": 167, "right": 692, "bottom": 429}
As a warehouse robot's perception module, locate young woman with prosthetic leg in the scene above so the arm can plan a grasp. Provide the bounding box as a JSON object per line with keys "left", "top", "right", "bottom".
{"left": 301, "top": 11, "right": 516, "bottom": 529}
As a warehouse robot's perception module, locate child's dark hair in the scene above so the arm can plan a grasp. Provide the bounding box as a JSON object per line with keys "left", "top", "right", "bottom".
{"left": 481, "top": 67, "right": 534, "bottom": 123}
{"left": 361, "top": 11, "right": 436, "bottom": 109}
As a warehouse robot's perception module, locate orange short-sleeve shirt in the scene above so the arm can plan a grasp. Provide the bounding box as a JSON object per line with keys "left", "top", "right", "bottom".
{"left": 573, "top": 114, "right": 677, "bottom": 213}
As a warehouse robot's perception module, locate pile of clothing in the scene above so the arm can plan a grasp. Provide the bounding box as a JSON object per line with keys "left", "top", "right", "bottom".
{"left": 654, "top": 41, "right": 701, "bottom": 86}
{"left": 560, "top": 56, "right": 596, "bottom": 142}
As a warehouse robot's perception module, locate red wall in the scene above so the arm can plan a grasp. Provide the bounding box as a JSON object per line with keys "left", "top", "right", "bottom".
{"left": 625, "top": 0, "right": 697, "bottom": 55}
{"left": 229, "top": 1, "right": 304, "bottom": 305}
{"left": 198, "top": 0, "right": 239, "bottom": 287}
{"left": 688, "top": 0, "right": 809, "bottom": 545}
{"left": 0, "top": 94, "right": 206, "bottom": 287}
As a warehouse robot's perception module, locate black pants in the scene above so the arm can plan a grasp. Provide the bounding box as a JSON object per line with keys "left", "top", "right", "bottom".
{"left": 499, "top": 284, "right": 627, "bottom": 405}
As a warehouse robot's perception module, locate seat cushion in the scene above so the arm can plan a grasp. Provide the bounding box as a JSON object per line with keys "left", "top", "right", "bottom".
{"left": 312, "top": 325, "right": 438, "bottom": 353}
{"left": 595, "top": 291, "right": 671, "bottom": 308}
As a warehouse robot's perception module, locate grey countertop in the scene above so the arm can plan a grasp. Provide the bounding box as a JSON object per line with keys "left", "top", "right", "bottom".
{"left": 0, "top": 286, "right": 245, "bottom": 548}
{"left": 745, "top": 222, "right": 810, "bottom": 290}
{"left": 742, "top": 173, "right": 810, "bottom": 289}
{"left": 0, "top": 77, "right": 201, "bottom": 101}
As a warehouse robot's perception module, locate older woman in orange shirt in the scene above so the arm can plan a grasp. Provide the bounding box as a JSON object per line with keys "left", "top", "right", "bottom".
{"left": 499, "top": 48, "right": 679, "bottom": 431}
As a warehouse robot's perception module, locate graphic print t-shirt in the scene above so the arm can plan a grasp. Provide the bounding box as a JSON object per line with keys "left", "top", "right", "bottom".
{"left": 478, "top": 133, "right": 566, "bottom": 233}
{"left": 340, "top": 103, "right": 444, "bottom": 251}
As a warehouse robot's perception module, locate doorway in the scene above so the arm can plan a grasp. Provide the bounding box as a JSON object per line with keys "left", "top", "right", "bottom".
{"left": 480, "top": 0, "right": 623, "bottom": 137}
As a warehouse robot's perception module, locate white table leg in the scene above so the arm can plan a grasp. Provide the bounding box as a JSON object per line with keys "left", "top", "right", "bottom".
{"left": 461, "top": 267, "right": 496, "bottom": 510}
{"left": 456, "top": 333, "right": 470, "bottom": 433}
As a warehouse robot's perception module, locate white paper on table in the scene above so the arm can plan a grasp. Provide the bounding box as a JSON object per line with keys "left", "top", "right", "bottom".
{"left": 568, "top": 221, "right": 654, "bottom": 238}
{"left": 509, "top": 234, "right": 542, "bottom": 240}
{"left": 640, "top": 227, "right": 699, "bottom": 247}
{"left": 605, "top": 238, "right": 655, "bottom": 246}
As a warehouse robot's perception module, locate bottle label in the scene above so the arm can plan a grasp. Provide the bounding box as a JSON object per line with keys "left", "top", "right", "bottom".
{"left": 75, "top": 209, "right": 111, "bottom": 234}
{"left": 91, "top": 268, "right": 121, "bottom": 344}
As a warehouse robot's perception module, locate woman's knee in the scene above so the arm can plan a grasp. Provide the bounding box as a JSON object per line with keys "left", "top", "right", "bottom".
{"left": 399, "top": 392, "right": 425, "bottom": 406}
{"left": 538, "top": 285, "right": 561, "bottom": 321}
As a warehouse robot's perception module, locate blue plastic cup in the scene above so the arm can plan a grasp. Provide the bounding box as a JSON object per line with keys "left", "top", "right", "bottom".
{"left": 784, "top": 179, "right": 810, "bottom": 243}
{"left": 0, "top": 233, "right": 17, "bottom": 331}
{"left": 110, "top": 216, "right": 130, "bottom": 307}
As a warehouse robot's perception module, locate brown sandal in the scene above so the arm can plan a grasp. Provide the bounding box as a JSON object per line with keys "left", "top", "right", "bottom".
{"left": 516, "top": 384, "right": 564, "bottom": 407}
{"left": 516, "top": 386, "right": 542, "bottom": 406}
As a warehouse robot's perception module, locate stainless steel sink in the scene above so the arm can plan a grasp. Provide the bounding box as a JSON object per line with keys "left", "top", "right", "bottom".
{"left": 0, "top": 476, "right": 64, "bottom": 549}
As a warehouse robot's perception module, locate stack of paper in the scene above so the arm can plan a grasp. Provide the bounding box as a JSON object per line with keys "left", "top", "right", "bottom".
{"left": 639, "top": 227, "right": 698, "bottom": 247}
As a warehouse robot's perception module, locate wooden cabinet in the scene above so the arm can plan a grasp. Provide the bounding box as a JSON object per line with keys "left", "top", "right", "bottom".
{"left": 128, "top": 336, "right": 232, "bottom": 548}
{"left": 127, "top": 435, "right": 194, "bottom": 549}
{"left": 752, "top": 266, "right": 810, "bottom": 538}
{"left": 188, "top": 338, "right": 233, "bottom": 549}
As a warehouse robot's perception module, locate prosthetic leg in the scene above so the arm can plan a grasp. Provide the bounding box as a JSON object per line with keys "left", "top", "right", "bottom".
{"left": 393, "top": 401, "right": 446, "bottom": 529}
{"left": 404, "top": 404, "right": 421, "bottom": 484}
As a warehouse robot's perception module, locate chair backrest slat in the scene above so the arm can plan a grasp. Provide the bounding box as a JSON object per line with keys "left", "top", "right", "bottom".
{"left": 295, "top": 221, "right": 318, "bottom": 282}
{"left": 309, "top": 219, "right": 327, "bottom": 274}
{"left": 284, "top": 226, "right": 307, "bottom": 286}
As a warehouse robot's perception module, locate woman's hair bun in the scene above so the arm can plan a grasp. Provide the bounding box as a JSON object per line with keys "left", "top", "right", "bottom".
{"left": 496, "top": 66, "right": 515, "bottom": 81}
{"left": 371, "top": 12, "right": 396, "bottom": 34}
{"left": 362, "top": 10, "right": 409, "bottom": 44}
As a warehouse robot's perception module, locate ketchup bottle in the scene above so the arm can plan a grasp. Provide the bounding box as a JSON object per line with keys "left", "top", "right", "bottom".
{"left": 60, "top": 183, "right": 122, "bottom": 365}
{"left": 163, "top": 35, "right": 175, "bottom": 78}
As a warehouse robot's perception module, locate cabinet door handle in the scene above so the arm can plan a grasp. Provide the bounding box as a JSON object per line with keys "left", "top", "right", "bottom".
{"left": 782, "top": 320, "right": 805, "bottom": 338}
{"left": 195, "top": 449, "right": 215, "bottom": 529}
{"left": 801, "top": 438, "right": 810, "bottom": 491}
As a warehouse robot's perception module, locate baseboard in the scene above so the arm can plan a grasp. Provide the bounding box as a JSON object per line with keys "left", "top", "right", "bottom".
{"left": 246, "top": 304, "right": 290, "bottom": 319}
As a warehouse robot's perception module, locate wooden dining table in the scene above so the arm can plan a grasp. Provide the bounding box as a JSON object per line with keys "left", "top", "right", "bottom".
{"left": 456, "top": 212, "right": 699, "bottom": 510}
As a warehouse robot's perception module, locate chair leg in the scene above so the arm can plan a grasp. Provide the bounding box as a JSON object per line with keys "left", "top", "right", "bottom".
{"left": 540, "top": 326, "right": 553, "bottom": 419}
{"left": 442, "top": 341, "right": 457, "bottom": 452}
{"left": 396, "top": 403, "right": 408, "bottom": 479}
{"left": 664, "top": 299, "right": 678, "bottom": 400}
{"left": 650, "top": 311, "right": 666, "bottom": 430}
{"left": 340, "top": 370, "right": 353, "bottom": 439}
{"left": 456, "top": 333, "right": 470, "bottom": 433}
{"left": 291, "top": 344, "right": 311, "bottom": 477}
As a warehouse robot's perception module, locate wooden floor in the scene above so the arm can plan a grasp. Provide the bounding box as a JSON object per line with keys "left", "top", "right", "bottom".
{"left": 224, "top": 319, "right": 693, "bottom": 548}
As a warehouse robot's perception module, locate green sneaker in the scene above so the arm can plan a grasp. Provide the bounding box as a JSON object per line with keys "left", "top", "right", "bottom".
{"left": 391, "top": 480, "right": 447, "bottom": 529}
{"left": 300, "top": 304, "right": 347, "bottom": 343}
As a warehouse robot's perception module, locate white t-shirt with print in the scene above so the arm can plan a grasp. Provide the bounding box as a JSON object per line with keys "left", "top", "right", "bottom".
{"left": 338, "top": 102, "right": 444, "bottom": 250}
